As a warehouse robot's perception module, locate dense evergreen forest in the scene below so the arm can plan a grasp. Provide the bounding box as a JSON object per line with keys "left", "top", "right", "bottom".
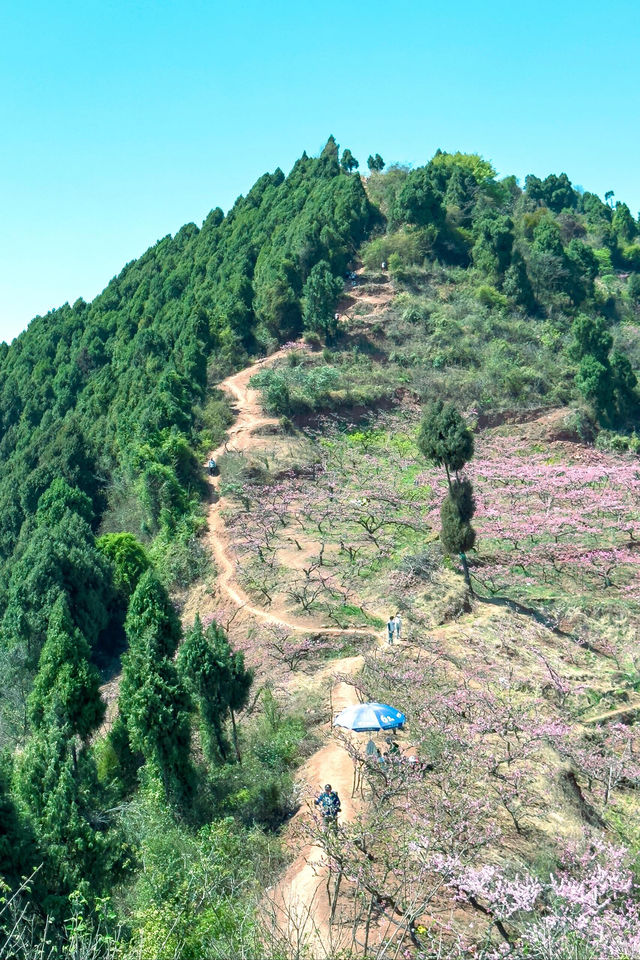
{"left": 1, "top": 136, "right": 639, "bottom": 958}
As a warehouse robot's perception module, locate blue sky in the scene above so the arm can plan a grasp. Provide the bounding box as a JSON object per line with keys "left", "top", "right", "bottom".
{"left": 1, "top": 0, "right": 638, "bottom": 341}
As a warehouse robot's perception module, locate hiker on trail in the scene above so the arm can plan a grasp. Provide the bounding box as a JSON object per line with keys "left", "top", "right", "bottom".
{"left": 394, "top": 613, "right": 402, "bottom": 641}
{"left": 381, "top": 260, "right": 387, "bottom": 271}
{"left": 386, "top": 614, "right": 396, "bottom": 645}
{"left": 208, "top": 457, "right": 216, "bottom": 476}
{"left": 315, "top": 783, "right": 341, "bottom": 829}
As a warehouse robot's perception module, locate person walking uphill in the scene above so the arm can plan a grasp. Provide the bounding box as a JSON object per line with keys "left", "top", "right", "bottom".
{"left": 315, "top": 784, "right": 341, "bottom": 830}
{"left": 386, "top": 614, "right": 396, "bottom": 645}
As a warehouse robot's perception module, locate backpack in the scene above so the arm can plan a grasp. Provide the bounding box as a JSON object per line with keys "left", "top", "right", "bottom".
{"left": 318, "top": 791, "right": 340, "bottom": 816}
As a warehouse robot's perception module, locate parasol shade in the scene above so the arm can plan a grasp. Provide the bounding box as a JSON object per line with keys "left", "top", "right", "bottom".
{"left": 333, "top": 701, "right": 405, "bottom": 732}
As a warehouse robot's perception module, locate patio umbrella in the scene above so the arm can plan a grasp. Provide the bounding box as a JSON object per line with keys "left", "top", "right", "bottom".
{"left": 333, "top": 701, "right": 405, "bottom": 732}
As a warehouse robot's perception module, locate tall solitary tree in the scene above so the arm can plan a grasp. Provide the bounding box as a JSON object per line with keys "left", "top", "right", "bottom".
{"left": 418, "top": 400, "right": 476, "bottom": 588}
{"left": 367, "top": 154, "right": 385, "bottom": 173}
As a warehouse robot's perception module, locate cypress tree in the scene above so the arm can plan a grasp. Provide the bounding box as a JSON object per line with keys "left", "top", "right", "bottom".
{"left": 28, "top": 594, "right": 105, "bottom": 741}
{"left": 178, "top": 616, "right": 253, "bottom": 765}
{"left": 418, "top": 402, "right": 476, "bottom": 588}
{"left": 119, "top": 571, "right": 194, "bottom": 806}
{"left": 13, "top": 720, "right": 116, "bottom": 911}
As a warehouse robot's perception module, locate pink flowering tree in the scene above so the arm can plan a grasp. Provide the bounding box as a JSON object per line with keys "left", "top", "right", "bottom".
{"left": 434, "top": 837, "right": 640, "bottom": 959}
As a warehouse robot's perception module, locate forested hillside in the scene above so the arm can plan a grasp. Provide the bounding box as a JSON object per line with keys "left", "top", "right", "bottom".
{"left": 1, "top": 138, "right": 640, "bottom": 959}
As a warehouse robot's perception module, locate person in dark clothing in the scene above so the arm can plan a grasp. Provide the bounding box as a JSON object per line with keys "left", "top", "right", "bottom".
{"left": 386, "top": 615, "right": 396, "bottom": 644}
{"left": 385, "top": 737, "right": 400, "bottom": 757}
{"left": 314, "top": 783, "right": 341, "bottom": 829}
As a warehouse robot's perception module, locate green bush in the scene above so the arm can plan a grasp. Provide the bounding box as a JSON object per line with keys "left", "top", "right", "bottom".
{"left": 120, "top": 780, "right": 279, "bottom": 959}
{"left": 303, "top": 331, "right": 322, "bottom": 349}
{"left": 195, "top": 391, "right": 234, "bottom": 457}
{"left": 203, "top": 687, "right": 314, "bottom": 828}
{"left": 251, "top": 362, "right": 361, "bottom": 416}
{"left": 361, "top": 229, "right": 425, "bottom": 271}
{"left": 476, "top": 284, "right": 508, "bottom": 309}
{"left": 594, "top": 246, "right": 614, "bottom": 276}
{"left": 595, "top": 429, "right": 640, "bottom": 454}
{"left": 150, "top": 515, "right": 210, "bottom": 590}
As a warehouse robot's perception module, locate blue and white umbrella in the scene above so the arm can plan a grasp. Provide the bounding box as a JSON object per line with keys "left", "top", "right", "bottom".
{"left": 333, "top": 701, "right": 405, "bottom": 732}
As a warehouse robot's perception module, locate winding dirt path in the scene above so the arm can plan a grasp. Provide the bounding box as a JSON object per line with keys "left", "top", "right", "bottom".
{"left": 202, "top": 310, "right": 394, "bottom": 953}
{"left": 266, "top": 671, "right": 363, "bottom": 957}
{"left": 204, "top": 351, "right": 379, "bottom": 637}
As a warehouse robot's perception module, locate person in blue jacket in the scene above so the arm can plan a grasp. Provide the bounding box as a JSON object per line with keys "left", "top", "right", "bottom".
{"left": 314, "top": 783, "right": 341, "bottom": 829}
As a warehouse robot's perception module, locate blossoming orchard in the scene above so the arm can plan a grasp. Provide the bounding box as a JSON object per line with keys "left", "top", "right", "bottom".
{"left": 224, "top": 408, "right": 640, "bottom": 635}
{"left": 462, "top": 435, "right": 640, "bottom": 611}
{"left": 209, "top": 397, "right": 640, "bottom": 957}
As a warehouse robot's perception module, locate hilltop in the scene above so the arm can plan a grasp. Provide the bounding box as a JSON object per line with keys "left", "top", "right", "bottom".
{"left": 1, "top": 138, "right": 640, "bottom": 959}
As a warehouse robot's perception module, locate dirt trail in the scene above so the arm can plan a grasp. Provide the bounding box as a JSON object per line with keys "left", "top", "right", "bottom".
{"left": 101, "top": 279, "right": 397, "bottom": 945}
{"left": 201, "top": 295, "right": 394, "bottom": 953}
{"left": 266, "top": 668, "right": 364, "bottom": 956}
{"left": 204, "top": 351, "right": 380, "bottom": 637}
{"left": 338, "top": 269, "right": 394, "bottom": 327}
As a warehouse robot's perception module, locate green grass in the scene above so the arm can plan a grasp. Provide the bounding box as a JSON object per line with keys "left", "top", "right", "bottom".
{"left": 332, "top": 604, "right": 385, "bottom": 628}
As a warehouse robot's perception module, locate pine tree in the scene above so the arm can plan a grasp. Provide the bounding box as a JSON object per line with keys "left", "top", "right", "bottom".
{"left": 178, "top": 616, "right": 253, "bottom": 765}
{"left": 417, "top": 400, "right": 474, "bottom": 484}
{"left": 302, "top": 261, "right": 343, "bottom": 340}
{"left": 340, "top": 149, "right": 359, "bottom": 173}
{"left": 0, "top": 753, "right": 39, "bottom": 892}
{"left": 13, "top": 720, "right": 117, "bottom": 911}
{"left": 119, "top": 571, "right": 194, "bottom": 806}
{"left": 28, "top": 594, "right": 105, "bottom": 741}
{"left": 1, "top": 491, "right": 112, "bottom": 662}
{"left": 367, "top": 154, "right": 385, "bottom": 173}
{"left": 571, "top": 314, "right": 638, "bottom": 424}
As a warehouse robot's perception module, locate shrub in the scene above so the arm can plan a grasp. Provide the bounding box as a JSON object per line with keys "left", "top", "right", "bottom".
{"left": 596, "top": 429, "right": 640, "bottom": 455}
{"left": 402, "top": 302, "right": 431, "bottom": 327}
{"left": 303, "top": 331, "right": 322, "bottom": 349}
{"left": 476, "top": 284, "right": 508, "bottom": 309}
{"left": 562, "top": 406, "right": 598, "bottom": 444}
{"left": 594, "top": 246, "right": 614, "bottom": 276}
{"left": 627, "top": 273, "right": 640, "bottom": 304}
{"left": 195, "top": 391, "right": 234, "bottom": 457}
{"left": 361, "top": 229, "right": 424, "bottom": 271}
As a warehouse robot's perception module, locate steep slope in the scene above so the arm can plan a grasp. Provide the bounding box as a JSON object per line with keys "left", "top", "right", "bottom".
{"left": 3, "top": 143, "right": 640, "bottom": 959}
{"left": 0, "top": 138, "right": 373, "bottom": 657}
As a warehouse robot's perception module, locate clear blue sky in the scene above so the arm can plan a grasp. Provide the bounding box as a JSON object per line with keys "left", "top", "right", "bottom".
{"left": 1, "top": 0, "right": 638, "bottom": 342}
